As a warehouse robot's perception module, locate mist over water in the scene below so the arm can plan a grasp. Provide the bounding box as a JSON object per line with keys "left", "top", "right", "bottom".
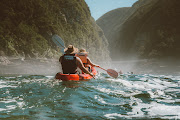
{"left": 109, "top": 58, "right": 180, "bottom": 76}
{"left": 1, "top": 57, "right": 180, "bottom": 76}
{"left": 0, "top": 58, "right": 61, "bottom": 76}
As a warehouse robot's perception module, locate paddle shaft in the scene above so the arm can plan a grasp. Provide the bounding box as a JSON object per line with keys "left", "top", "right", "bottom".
{"left": 98, "top": 66, "right": 107, "bottom": 71}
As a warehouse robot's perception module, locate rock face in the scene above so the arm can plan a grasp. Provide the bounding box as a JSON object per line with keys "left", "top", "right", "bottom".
{"left": 97, "top": 0, "right": 180, "bottom": 60}
{"left": 96, "top": 7, "right": 130, "bottom": 48}
{"left": 0, "top": 0, "right": 110, "bottom": 61}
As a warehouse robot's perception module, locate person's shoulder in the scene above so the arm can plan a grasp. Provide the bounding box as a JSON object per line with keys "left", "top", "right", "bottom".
{"left": 87, "top": 57, "right": 91, "bottom": 61}
{"left": 60, "top": 55, "right": 63, "bottom": 59}
{"left": 76, "top": 57, "right": 83, "bottom": 64}
{"left": 76, "top": 56, "right": 81, "bottom": 61}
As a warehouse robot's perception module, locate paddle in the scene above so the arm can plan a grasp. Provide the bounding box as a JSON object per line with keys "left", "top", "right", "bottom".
{"left": 52, "top": 34, "right": 65, "bottom": 53}
{"left": 98, "top": 66, "right": 119, "bottom": 78}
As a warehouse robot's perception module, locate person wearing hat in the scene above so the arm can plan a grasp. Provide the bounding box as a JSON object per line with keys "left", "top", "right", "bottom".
{"left": 76, "top": 48, "right": 99, "bottom": 72}
{"left": 59, "top": 45, "right": 95, "bottom": 77}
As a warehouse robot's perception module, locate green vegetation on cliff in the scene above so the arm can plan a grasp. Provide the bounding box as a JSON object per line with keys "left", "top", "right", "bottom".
{"left": 0, "top": 0, "right": 110, "bottom": 61}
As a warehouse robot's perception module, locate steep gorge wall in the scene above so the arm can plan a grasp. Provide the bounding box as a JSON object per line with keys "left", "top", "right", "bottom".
{"left": 97, "top": 0, "right": 180, "bottom": 60}
{"left": 0, "top": 0, "right": 110, "bottom": 61}
{"left": 96, "top": 7, "right": 130, "bottom": 47}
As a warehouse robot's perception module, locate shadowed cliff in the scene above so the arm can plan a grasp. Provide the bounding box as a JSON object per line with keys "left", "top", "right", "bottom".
{"left": 97, "top": 0, "right": 180, "bottom": 61}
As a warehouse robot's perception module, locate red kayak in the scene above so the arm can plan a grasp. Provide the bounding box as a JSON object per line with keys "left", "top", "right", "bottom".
{"left": 55, "top": 67, "right": 97, "bottom": 81}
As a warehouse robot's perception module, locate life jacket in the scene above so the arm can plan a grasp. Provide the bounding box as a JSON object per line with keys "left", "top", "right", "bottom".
{"left": 76, "top": 53, "right": 88, "bottom": 67}
{"left": 61, "top": 54, "right": 77, "bottom": 74}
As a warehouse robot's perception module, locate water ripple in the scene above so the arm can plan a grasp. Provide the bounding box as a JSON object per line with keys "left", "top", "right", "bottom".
{"left": 0, "top": 73, "right": 179, "bottom": 119}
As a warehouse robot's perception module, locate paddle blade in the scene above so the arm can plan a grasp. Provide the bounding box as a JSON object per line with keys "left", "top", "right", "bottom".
{"left": 107, "top": 69, "right": 118, "bottom": 78}
{"left": 52, "top": 34, "right": 65, "bottom": 49}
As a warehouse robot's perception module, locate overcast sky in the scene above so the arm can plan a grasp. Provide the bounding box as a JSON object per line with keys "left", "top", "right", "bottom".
{"left": 85, "top": 0, "right": 138, "bottom": 20}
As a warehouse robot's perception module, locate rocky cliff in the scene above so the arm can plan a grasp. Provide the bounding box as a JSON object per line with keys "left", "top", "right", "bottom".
{"left": 97, "top": 0, "right": 180, "bottom": 60}
{"left": 0, "top": 0, "right": 110, "bottom": 61}
{"left": 96, "top": 7, "right": 130, "bottom": 47}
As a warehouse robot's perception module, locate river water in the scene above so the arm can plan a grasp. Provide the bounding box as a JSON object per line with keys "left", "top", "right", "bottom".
{"left": 0, "top": 72, "right": 180, "bottom": 119}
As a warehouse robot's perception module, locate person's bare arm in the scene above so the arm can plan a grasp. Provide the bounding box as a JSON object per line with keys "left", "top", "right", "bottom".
{"left": 76, "top": 57, "right": 94, "bottom": 77}
{"left": 87, "top": 57, "right": 99, "bottom": 67}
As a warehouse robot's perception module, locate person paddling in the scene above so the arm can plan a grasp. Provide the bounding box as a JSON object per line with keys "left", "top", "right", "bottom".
{"left": 76, "top": 48, "right": 99, "bottom": 72}
{"left": 59, "top": 45, "right": 95, "bottom": 78}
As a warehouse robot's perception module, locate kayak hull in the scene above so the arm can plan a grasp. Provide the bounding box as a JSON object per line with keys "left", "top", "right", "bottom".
{"left": 55, "top": 67, "right": 97, "bottom": 81}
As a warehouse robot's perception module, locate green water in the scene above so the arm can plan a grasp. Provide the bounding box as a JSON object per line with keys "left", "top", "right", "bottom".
{"left": 0, "top": 73, "right": 180, "bottom": 119}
